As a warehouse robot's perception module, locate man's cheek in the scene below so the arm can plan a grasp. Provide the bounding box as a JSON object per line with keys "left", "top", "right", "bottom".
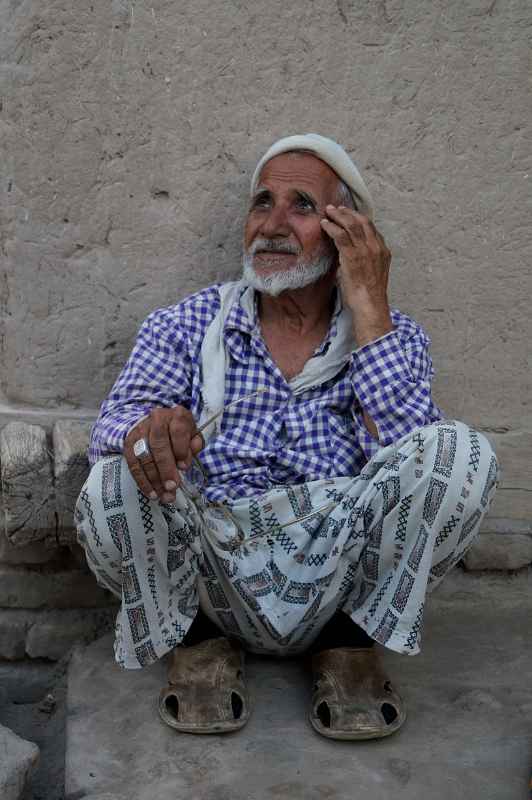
{"left": 244, "top": 213, "right": 260, "bottom": 243}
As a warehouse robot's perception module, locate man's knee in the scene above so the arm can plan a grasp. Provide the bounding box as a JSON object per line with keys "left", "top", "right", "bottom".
{"left": 406, "top": 420, "right": 499, "bottom": 531}
{"left": 76, "top": 455, "right": 137, "bottom": 555}
{"left": 440, "top": 420, "right": 498, "bottom": 484}
{"left": 82, "top": 454, "right": 139, "bottom": 511}
{"left": 421, "top": 421, "right": 499, "bottom": 547}
{"left": 458, "top": 424, "right": 499, "bottom": 511}
{"left": 423, "top": 420, "right": 498, "bottom": 487}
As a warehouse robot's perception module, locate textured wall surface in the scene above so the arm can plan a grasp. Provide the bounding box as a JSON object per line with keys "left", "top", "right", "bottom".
{"left": 1, "top": 0, "right": 531, "bottom": 520}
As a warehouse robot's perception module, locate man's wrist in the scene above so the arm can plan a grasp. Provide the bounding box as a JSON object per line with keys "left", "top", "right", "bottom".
{"left": 126, "top": 412, "right": 151, "bottom": 439}
{"left": 345, "top": 294, "right": 394, "bottom": 348}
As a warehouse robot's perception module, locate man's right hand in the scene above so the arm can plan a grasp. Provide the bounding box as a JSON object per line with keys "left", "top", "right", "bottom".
{"left": 124, "top": 406, "right": 204, "bottom": 503}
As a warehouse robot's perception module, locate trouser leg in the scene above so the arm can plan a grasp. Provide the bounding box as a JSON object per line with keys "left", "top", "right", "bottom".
{"left": 310, "top": 610, "right": 374, "bottom": 652}
{"left": 75, "top": 455, "right": 207, "bottom": 669}
{"left": 340, "top": 420, "right": 498, "bottom": 655}
{"left": 171, "top": 420, "right": 497, "bottom": 658}
{"left": 74, "top": 421, "right": 498, "bottom": 664}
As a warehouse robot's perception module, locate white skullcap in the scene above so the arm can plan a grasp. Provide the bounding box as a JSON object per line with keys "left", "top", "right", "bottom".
{"left": 251, "top": 133, "right": 374, "bottom": 220}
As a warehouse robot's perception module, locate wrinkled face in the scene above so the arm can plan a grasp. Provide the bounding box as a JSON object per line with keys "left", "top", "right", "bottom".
{"left": 243, "top": 152, "right": 340, "bottom": 294}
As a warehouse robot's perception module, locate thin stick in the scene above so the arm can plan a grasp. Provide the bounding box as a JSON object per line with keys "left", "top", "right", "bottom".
{"left": 278, "top": 502, "right": 337, "bottom": 529}
{"left": 197, "top": 386, "right": 268, "bottom": 434}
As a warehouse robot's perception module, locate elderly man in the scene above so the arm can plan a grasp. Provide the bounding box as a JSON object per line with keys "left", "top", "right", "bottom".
{"left": 76, "top": 133, "right": 498, "bottom": 740}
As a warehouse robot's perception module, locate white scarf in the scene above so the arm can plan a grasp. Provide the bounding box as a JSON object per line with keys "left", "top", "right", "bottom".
{"left": 198, "top": 281, "right": 357, "bottom": 441}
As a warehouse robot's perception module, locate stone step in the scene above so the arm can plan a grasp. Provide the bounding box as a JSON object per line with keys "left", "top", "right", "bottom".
{"left": 0, "top": 565, "right": 113, "bottom": 609}
{"left": 463, "top": 518, "right": 532, "bottom": 570}
{"left": 0, "top": 607, "right": 116, "bottom": 661}
{"left": 65, "top": 569, "right": 532, "bottom": 800}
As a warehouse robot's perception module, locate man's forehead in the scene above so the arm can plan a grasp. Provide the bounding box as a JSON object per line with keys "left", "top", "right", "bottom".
{"left": 255, "top": 151, "right": 340, "bottom": 196}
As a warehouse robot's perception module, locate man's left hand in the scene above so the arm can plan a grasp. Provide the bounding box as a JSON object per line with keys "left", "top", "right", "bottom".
{"left": 320, "top": 205, "right": 394, "bottom": 348}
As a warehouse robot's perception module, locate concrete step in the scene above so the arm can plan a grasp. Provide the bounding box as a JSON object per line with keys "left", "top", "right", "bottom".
{"left": 65, "top": 569, "right": 532, "bottom": 800}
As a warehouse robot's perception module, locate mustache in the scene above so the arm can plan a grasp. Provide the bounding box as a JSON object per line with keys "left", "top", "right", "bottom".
{"left": 248, "top": 238, "right": 301, "bottom": 256}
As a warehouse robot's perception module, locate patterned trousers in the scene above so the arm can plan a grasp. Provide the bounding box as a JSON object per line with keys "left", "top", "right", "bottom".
{"left": 75, "top": 421, "right": 498, "bottom": 669}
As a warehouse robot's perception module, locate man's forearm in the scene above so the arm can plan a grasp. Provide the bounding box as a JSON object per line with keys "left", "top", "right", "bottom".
{"left": 348, "top": 294, "right": 395, "bottom": 350}
{"left": 345, "top": 293, "right": 395, "bottom": 441}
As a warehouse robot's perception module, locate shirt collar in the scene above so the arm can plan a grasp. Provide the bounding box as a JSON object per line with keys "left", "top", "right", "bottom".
{"left": 224, "top": 284, "right": 256, "bottom": 336}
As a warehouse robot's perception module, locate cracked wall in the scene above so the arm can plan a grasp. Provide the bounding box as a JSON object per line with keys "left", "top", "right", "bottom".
{"left": 1, "top": 0, "right": 531, "bottom": 522}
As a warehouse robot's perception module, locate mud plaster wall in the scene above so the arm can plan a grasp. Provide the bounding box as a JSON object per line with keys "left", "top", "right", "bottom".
{"left": 1, "top": 0, "right": 531, "bottom": 523}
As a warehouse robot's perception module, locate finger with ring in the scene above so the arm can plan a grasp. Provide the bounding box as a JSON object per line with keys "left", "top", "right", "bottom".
{"left": 133, "top": 438, "right": 152, "bottom": 460}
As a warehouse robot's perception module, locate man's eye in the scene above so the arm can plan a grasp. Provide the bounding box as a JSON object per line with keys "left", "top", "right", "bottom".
{"left": 295, "top": 196, "right": 315, "bottom": 211}
{"left": 251, "top": 195, "right": 271, "bottom": 209}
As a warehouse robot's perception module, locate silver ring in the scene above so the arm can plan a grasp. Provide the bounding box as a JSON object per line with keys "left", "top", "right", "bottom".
{"left": 133, "top": 438, "right": 151, "bottom": 460}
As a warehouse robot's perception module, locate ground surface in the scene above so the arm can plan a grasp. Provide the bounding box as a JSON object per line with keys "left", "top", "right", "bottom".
{"left": 1, "top": 569, "right": 530, "bottom": 799}
{"left": 0, "top": 659, "right": 67, "bottom": 800}
{"left": 64, "top": 569, "right": 532, "bottom": 800}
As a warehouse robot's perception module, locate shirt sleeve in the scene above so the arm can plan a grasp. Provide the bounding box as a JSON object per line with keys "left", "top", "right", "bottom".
{"left": 349, "top": 313, "right": 443, "bottom": 460}
{"left": 88, "top": 307, "right": 193, "bottom": 465}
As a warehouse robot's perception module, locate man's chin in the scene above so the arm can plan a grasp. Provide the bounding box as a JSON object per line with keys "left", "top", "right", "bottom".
{"left": 241, "top": 255, "right": 334, "bottom": 296}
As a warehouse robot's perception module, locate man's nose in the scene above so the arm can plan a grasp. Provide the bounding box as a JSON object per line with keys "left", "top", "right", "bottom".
{"left": 259, "top": 205, "right": 290, "bottom": 238}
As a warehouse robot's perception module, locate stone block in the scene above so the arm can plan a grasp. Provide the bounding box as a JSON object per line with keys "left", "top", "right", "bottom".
{"left": 0, "top": 532, "right": 58, "bottom": 565}
{"left": 483, "top": 431, "right": 532, "bottom": 521}
{"left": 67, "top": 540, "right": 93, "bottom": 570}
{"left": 0, "top": 608, "right": 116, "bottom": 661}
{"left": 463, "top": 533, "right": 532, "bottom": 571}
{"left": 25, "top": 608, "right": 116, "bottom": 660}
{"left": 53, "top": 419, "right": 93, "bottom": 542}
{"left": 0, "top": 613, "right": 29, "bottom": 660}
{"left": 463, "top": 517, "right": 532, "bottom": 571}
{"left": 0, "top": 566, "right": 113, "bottom": 609}
{"left": 0, "top": 422, "right": 55, "bottom": 546}
{"left": 0, "top": 723, "right": 39, "bottom": 800}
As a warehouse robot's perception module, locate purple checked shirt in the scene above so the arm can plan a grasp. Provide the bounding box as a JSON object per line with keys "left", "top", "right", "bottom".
{"left": 89, "top": 284, "right": 442, "bottom": 503}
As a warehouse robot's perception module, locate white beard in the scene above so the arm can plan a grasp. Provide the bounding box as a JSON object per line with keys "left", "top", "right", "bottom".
{"left": 242, "top": 242, "right": 335, "bottom": 297}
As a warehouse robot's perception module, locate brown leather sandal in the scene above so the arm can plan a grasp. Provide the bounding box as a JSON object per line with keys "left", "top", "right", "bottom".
{"left": 158, "top": 637, "right": 250, "bottom": 734}
{"left": 309, "top": 647, "right": 406, "bottom": 740}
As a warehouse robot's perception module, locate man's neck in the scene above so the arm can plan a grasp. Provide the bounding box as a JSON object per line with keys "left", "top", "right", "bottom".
{"left": 257, "top": 272, "right": 337, "bottom": 336}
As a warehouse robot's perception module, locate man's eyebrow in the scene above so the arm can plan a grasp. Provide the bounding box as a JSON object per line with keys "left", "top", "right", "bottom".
{"left": 251, "top": 186, "right": 318, "bottom": 209}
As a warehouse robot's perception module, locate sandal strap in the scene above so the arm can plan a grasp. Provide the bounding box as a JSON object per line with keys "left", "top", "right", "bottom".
{"left": 160, "top": 637, "right": 249, "bottom": 731}
{"left": 167, "top": 637, "right": 242, "bottom": 686}
{"left": 311, "top": 647, "right": 405, "bottom": 738}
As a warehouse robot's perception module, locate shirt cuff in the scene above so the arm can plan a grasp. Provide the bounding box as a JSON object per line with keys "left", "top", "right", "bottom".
{"left": 352, "top": 328, "right": 398, "bottom": 356}
{"left": 351, "top": 330, "right": 414, "bottom": 393}
{"left": 350, "top": 330, "right": 416, "bottom": 442}
{"left": 89, "top": 411, "right": 152, "bottom": 465}
{"left": 126, "top": 412, "right": 151, "bottom": 437}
